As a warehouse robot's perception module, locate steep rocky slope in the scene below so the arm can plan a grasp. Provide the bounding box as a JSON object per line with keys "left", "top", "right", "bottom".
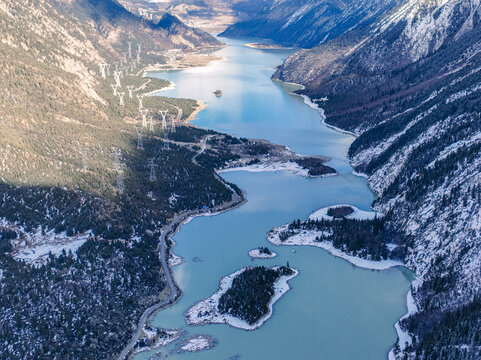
{"left": 221, "top": 0, "right": 403, "bottom": 48}
{"left": 275, "top": 0, "right": 481, "bottom": 359}
{"left": 54, "top": 0, "right": 222, "bottom": 50}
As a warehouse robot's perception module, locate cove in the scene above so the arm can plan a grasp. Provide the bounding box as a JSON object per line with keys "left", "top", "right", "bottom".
{"left": 135, "top": 37, "right": 413, "bottom": 360}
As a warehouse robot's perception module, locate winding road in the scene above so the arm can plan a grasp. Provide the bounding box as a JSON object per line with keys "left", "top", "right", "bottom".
{"left": 116, "top": 136, "right": 244, "bottom": 360}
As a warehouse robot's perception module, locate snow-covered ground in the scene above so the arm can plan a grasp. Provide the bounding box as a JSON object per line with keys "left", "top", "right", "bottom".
{"left": 134, "top": 328, "right": 182, "bottom": 355}
{"left": 179, "top": 335, "right": 216, "bottom": 352}
{"left": 220, "top": 160, "right": 337, "bottom": 178}
{"left": 220, "top": 161, "right": 309, "bottom": 177}
{"left": 15, "top": 238, "right": 88, "bottom": 264}
{"left": 297, "top": 93, "right": 358, "bottom": 137}
{"left": 309, "top": 204, "right": 381, "bottom": 221}
{"left": 388, "top": 279, "right": 420, "bottom": 360}
{"left": 169, "top": 252, "right": 185, "bottom": 267}
{"left": 10, "top": 226, "right": 91, "bottom": 265}
{"left": 268, "top": 223, "right": 403, "bottom": 271}
{"left": 352, "top": 171, "right": 369, "bottom": 179}
{"left": 248, "top": 248, "right": 277, "bottom": 259}
{"left": 185, "top": 267, "right": 299, "bottom": 330}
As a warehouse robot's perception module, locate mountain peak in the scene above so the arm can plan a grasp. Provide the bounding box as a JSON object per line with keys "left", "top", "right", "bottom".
{"left": 157, "top": 12, "right": 183, "bottom": 28}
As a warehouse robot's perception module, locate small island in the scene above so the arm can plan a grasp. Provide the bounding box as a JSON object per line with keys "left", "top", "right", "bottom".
{"left": 214, "top": 89, "right": 223, "bottom": 97}
{"left": 185, "top": 266, "right": 298, "bottom": 330}
{"left": 178, "top": 335, "right": 216, "bottom": 353}
{"left": 292, "top": 157, "right": 337, "bottom": 177}
{"left": 248, "top": 246, "right": 277, "bottom": 259}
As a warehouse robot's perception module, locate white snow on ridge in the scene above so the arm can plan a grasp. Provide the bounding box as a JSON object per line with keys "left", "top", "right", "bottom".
{"left": 281, "top": 4, "right": 313, "bottom": 30}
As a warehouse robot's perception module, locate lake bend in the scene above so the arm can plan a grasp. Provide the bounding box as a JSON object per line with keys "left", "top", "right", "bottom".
{"left": 135, "top": 37, "right": 413, "bottom": 360}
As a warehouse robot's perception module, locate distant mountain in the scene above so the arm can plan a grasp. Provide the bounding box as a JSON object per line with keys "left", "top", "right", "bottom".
{"left": 118, "top": 0, "right": 273, "bottom": 32}
{"left": 53, "top": 0, "right": 222, "bottom": 50}
{"left": 221, "top": 0, "right": 403, "bottom": 48}
{"left": 275, "top": 0, "right": 481, "bottom": 358}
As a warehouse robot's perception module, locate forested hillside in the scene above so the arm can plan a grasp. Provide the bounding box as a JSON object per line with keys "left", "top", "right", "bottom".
{"left": 0, "top": 0, "right": 230, "bottom": 358}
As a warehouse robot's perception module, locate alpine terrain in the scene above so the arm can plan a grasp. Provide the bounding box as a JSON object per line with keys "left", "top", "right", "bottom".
{"left": 275, "top": 0, "right": 481, "bottom": 358}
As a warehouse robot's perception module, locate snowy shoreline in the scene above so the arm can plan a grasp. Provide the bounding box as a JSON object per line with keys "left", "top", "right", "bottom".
{"left": 133, "top": 328, "right": 182, "bottom": 355}
{"left": 300, "top": 94, "right": 358, "bottom": 137}
{"left": 267, "top": 205, "right": 403, "bottom": 271}
{"left": 278, "top": 79, "right": 417, "bottom": 359}
{"left": 389, "top": 279, "right": 420, "bottom": 360}
{"left": 142, "top": 80, "right": 176, "bottom": 96}
{"left": 248, "top": 248, "right": 277, "bottom": 259}
{"left": 219, "top": 161, "right": 337, "bottom": 178}
{"left": 268, "top": 225, "right": 403, "bottom": 270}
{"left": 281, "top": 80, "right": 358, "bottom": 137}
{"left": 219, "top": 161, "right": 309, "bottom": 176}
{"left": 178, "top": 335, "right": 216, "bottom": 353}
{"left": 185, "top": 267, "right": 299, "bottom": 330}
{"left": 309, "top": 204, "right": 381, "bottom": 221}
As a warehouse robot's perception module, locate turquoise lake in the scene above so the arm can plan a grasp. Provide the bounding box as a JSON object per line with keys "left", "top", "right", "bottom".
{"left": 136, "top": 37, "right": 413, "bottom": 360}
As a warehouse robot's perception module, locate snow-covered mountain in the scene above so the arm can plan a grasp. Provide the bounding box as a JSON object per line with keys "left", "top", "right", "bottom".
{"left": 221, "top": 0, "right": 404, "bottom": 48}
{"left": 275, "top": 0, "right": 481, "bottom": 358}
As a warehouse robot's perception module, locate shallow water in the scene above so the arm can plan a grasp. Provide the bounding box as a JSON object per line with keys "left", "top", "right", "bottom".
{"left": 136, "top": 37, "right": 412, "bottom": 360}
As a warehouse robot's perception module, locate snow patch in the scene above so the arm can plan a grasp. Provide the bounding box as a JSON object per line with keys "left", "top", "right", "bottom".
{"left": 220, "top": 161, "right": 309, "bottom": 176}
{"left": 248, "top": 248, "right": 277, "bottom": 259}
{"left": 180, "top": 335, "right": 215, "bottom": 352}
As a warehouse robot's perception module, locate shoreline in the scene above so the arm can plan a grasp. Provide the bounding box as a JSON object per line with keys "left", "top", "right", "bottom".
{"left": 117, "top": 161, "right": 247, "bottom": 359}
{"left": 143, "top": 55, "right": 227, "bottom": 73}
{"left": 278, "top": 78, "right": 418, "bottom": 357}
{"left": 187, "top": 100, "right": 207, "bottom": 122}
{"left": 248, "top": 248, "right": 277, "bottom": 259}
{"left": 142, "top": 80, "right": 176, "bottom": 96}
{"left": 279, "top": 79, "right": 358, "bottom": 137}
{"left": 185, "top": 266, "right": 299, "bottom": 330}
{"left": 220, "top": 162, "right": 338, "bottom": 178}
{"left": 268, "top": 224, "right": 404, "bottom": 270}
{"left": 388, "top": 278, "right": 420, "bottom": 360}
{"left": 123, "top": 46, "right": 415, "bottom": 359}
{"left": 267, "top": 203, "right": 403, "bottom": 271}
{"left": 309, "top": 204, "right": 381, "bottom": 221}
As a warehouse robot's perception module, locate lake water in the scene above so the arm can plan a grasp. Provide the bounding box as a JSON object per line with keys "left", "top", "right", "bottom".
{"left": 136, "top": 37, "right": 412, "bottom": 360}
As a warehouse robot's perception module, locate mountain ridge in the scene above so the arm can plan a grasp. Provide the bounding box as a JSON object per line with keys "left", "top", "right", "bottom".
{"left": 221, "top": 0, "right": 404, "bottom": 48}
{"left": 275, "top": 0, "right": 481, "bottom": 358}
